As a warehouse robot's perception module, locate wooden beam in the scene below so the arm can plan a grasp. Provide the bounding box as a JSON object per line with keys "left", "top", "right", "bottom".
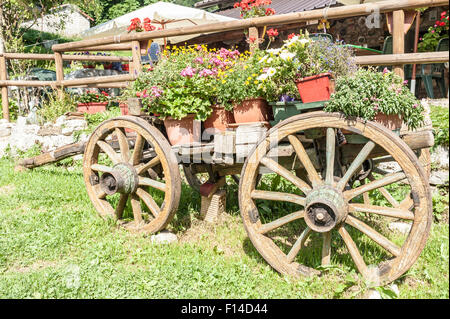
{"left": 0, "top": 55, "right": 8, "bottom": 121}
{"left": 65, "top": 82, "right": 130, "bottom": 88}
{"left": 1, "top": 53, "right": 132, "bottom": 63}
{"left": 66, "top": 42, "right": 133, "bottom": 51}
{"left": 54, "top": 52, "right": 64, "bottom": 98}
{"left": 61, "top": 74, "right": 135, "bottom": 86}
{"left": 392, "top": 10, "right": 405, "bottom": 78}
{"left": 52, "top": 0, "right": 448, "bottom": 52}
{"left": 0, "top": 80, "right": 57, "bottom": 87}
{"left": 355, "top": 51, "right": 449, "bottom": 66}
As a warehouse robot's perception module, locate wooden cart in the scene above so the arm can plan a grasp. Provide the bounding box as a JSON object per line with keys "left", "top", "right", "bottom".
{"left": 81, "top": 98, "right": 434, "bottom": 285}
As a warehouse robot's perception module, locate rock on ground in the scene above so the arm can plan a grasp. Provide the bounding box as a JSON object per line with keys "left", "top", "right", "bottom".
{"left": 150, "top": 230, "right": 178, "bottom": 244}
{"left": 388, "top": 222, "right": 412, "bottom": 234}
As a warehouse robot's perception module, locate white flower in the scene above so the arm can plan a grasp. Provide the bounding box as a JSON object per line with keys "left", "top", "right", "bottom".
{"left": 258, "top": 55, "right": 269, "bottom": 63}
{"left": 267, "top": 57, "right": 273, "bottom": 64}
{"left": 267, "top": 67, "right": 276, "bottom": 77}
{"left": 299, "top": 38, "right": 311, "bottom": 47}
{"left": 279, "top": 51, "right": 295, "bottom": 61}
{"left": 267, "top": 48, "right": 281, "bottom": 55}
{"left": 257, "top": 73, "right": 269, "bottom": 81}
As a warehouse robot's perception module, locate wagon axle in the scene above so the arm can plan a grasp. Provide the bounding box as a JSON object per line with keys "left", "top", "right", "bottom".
{"left": 100, "top": 163, "right": 138, "bottom": 195}
{"left": 304, "top": 187, "right": 348, "bottom": 233}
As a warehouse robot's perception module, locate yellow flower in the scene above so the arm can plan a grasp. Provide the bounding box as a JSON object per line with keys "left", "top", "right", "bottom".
{"left": 254, "top": 80, "right": 258, "bottom": 84}
{"left": 221, "top": 80, "right": 226, "bottom": 84}
{"left": 247, "top": 76, "right": 252, "bottom": 80}
{"left": 245, "top": 81, "right": 249, "bottom": 85}
{"left": 252, "top": 73, "right": 257, "bottom": 77}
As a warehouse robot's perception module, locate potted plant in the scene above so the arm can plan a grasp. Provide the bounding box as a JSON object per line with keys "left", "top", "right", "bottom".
{"left": 257, "top": 31, "right": 356, "bottom": 103}
{"left": 76, "top": 91, "right": 110, "bottom": 114}
{"left": 324, "top": 68, "right": 424, "bottom": 131}
{"left": 224, "top": 51, "right": 272, "bottom": 124}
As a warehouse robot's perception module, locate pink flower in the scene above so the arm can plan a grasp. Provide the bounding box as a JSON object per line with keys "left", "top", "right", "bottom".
{"left": 412, "top": 103, "right": 418, "bottom": 109}
{"left": 194, "top": 57, "right": 204, "bottom": 64}
{"left": 180, "top": 66, "right": 196, "bottom": 77}
{"left": 151, "top": 86, "right": 162, "bottom": 98}
{"left": 403, "top": 80, "right": 408, "bottom": 85}
{"left": 199, "top": 69, "right": 214, "bottom": 77}
{"left": 382, "top": 67, "right": 389, "bottom": 74}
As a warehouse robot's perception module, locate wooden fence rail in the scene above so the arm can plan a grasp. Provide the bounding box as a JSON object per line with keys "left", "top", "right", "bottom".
{"left": 0, "top": 0, "right": 448, "bottom": 121}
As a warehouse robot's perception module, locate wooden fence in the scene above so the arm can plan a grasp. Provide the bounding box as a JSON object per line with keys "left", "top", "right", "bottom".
{"left": 0, "top": 0, "right": 448, "bottom": 121}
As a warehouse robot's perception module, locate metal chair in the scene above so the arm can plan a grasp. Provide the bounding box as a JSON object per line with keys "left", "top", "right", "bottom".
{"left": 420, "top": 37, "right": 448, "bottom": 98}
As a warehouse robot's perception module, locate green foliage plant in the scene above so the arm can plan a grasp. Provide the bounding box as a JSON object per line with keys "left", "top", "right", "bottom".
{"left": 324, "top": 68, "right": 424, "bottom": 130}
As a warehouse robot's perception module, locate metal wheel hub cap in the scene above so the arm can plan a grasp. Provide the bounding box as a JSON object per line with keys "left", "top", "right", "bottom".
{"left": 304, "top": 186, "right": 348, "bottom": 232}
{"left": 100, "top": 163, "right": 139, "bottom": 195}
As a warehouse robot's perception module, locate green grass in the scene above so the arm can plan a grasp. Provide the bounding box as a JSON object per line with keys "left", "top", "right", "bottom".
{"left": 0, "top": 159, "right": 448, "bottom": 299}
{"left": 429, "top": 105, "right": 449, "bottom": 149}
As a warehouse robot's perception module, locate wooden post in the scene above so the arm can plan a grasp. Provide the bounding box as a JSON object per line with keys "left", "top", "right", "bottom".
{"left": 54, "top": 52, "right": 64, "bottom": 99}
{"left": 0, "top": 55, "right": 9, "bottom": 121}
{"left": 392, "top": 10, "right": 405, "bottom": 79}
{"left": 249, "top": 27, "right": 259, "bottom": 54}
{"left": 131, "top": 40, "right": 142, "bottom": 77}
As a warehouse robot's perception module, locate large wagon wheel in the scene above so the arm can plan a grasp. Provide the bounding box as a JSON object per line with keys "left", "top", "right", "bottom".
{"left": 83, "top": 116, "right": 181, "bottom": 234}
{"left": 239, "top": 111, "right": 432, "bottom": 285}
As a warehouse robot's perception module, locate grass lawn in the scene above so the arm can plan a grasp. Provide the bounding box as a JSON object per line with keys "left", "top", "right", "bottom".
{"left": 0, "top": 159, "right": 448, "bottom": 299}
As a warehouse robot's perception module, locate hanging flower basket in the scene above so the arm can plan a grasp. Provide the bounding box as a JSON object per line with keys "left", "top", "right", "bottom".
{"left": 295, "top": 73, "right": 334, "bottom": 103}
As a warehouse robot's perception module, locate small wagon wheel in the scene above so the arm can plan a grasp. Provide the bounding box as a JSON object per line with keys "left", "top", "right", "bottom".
{"left": 83, "top": 116, "right": 181, "bottom": 234}
{"left": 239, "top": 111, "right": 432, "bottom": 285}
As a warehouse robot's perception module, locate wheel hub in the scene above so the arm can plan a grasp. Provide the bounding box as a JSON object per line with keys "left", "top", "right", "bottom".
{"left": 100, "top": 163, "right": 138, "bottom": 195}
{"left": 304, "top": 186, "right": 348, "bottom": 232}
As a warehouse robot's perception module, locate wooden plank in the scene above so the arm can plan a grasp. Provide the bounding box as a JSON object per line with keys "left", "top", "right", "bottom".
{"left": 62, "top": 74, "right": 135, "bottom": 86}
{"left": 249, "top": 27, "right": 259, "bottom": 54}
{"left": 52, "top": 0, "right": 447, "bottom": 52}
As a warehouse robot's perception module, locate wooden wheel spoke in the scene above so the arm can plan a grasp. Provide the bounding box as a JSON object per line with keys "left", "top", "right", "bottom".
{"left": 136, "top": 156, "right": 160, "bottom": 175}
{"left": 378, "top": 186, "right": 400, "bottom": 208}
{"left": 337, "top": 141, "right": 375, "bottom": 191}
{"left": 288, "top": 135, "right": 322, "bottom": 186}
{"left": 138, "top": 176, "right": 166, "bottom": 192}
{"left": 344, "top": 172, "right": 406, "bottom": 200}
{"left": 115, "top": 194, "right": 128, "bottom": 219}
{"left": 258, "top": 210, "right": 305, "bottom": 234}
{"left": 346, "top": 214, "right": 401, "bottom": 257}
{"left": 136, "top": 187, "right": 160, "bottom": 217}
{"left": 325, "top": 128, "right": 335, "bottom": 185}
{"left": 399, "top": 196, "right": 414, "bottom": 211}
{"left": 91, "top": 163, "right": 114, "bottom": 173}
{"left": 93, "top": 184, "right": 107, "bottom": 199}
{"left": 322, "top": 231, "right": 332, "bottom": 266}
{"left": 130, "top": 193, "right": 143, "bottom": 224}
{"left": 260, "top": 157, "right": 311, "bottom": 194}
{"left": 115, "top": 128, "right": 130, "bottom": 162}
{"left": 338, "top": 226, "right": 369, "bottom": 278}
{"left": 348, "top": 203, "right": 414, "bottom": 220}
{"left": 97, "top": 140, "right": 120, "bottom": 165}
{"left": 361, "top": 179, "right": 371, "bottom": 205}
{"left": 251, "top": 190, "right": 305, "bottom": 206}
{"left": 130, "top": 134, "right": 145, "bottom": 166}
{"left": 286, "top": 227, "right": 311, "bottom": 263}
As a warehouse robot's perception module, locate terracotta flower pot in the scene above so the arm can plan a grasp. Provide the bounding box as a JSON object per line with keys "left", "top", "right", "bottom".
{"left": 103, "top": 63, "right": 113, "bottom": 70}
{"left": 77, "top": 102, "right": 107, "bottom": 114}
{"left": 295, "top": 73, "right": 334, "bottom": 103}
{"left": 119, "top": 103, "right": 129, "bottom": 116}
{"left": 233, "top": 98, "right": 271, "bottom": 124}
{"left": 373, "top": 113, "right": 403, "bottom": 131}
{"left": 204, "top": 105, "right": 235, "bottom": 132}
{"left": 163, "top": 114, "right": 201, "bottom": 146}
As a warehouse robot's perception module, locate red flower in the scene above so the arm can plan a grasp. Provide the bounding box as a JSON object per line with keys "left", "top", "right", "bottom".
{"left": 287, "top": 33, "right": 295, "bottom": 39}
{"left": 234, "top": 2, "right": 240, "bottom": 8}
{"left": 267, "top": 28, "right": 278, "bottom": 38}
{"left": 249, "top": 37, "right": 256, "bottom": 43}
{"left": 265, "top": 8, "right": 275, "bottom": 15}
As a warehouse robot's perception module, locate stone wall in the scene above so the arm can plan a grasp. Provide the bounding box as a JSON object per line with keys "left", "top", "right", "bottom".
{"left": 0, "top": 115, "right": 89, "bottom": 158}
